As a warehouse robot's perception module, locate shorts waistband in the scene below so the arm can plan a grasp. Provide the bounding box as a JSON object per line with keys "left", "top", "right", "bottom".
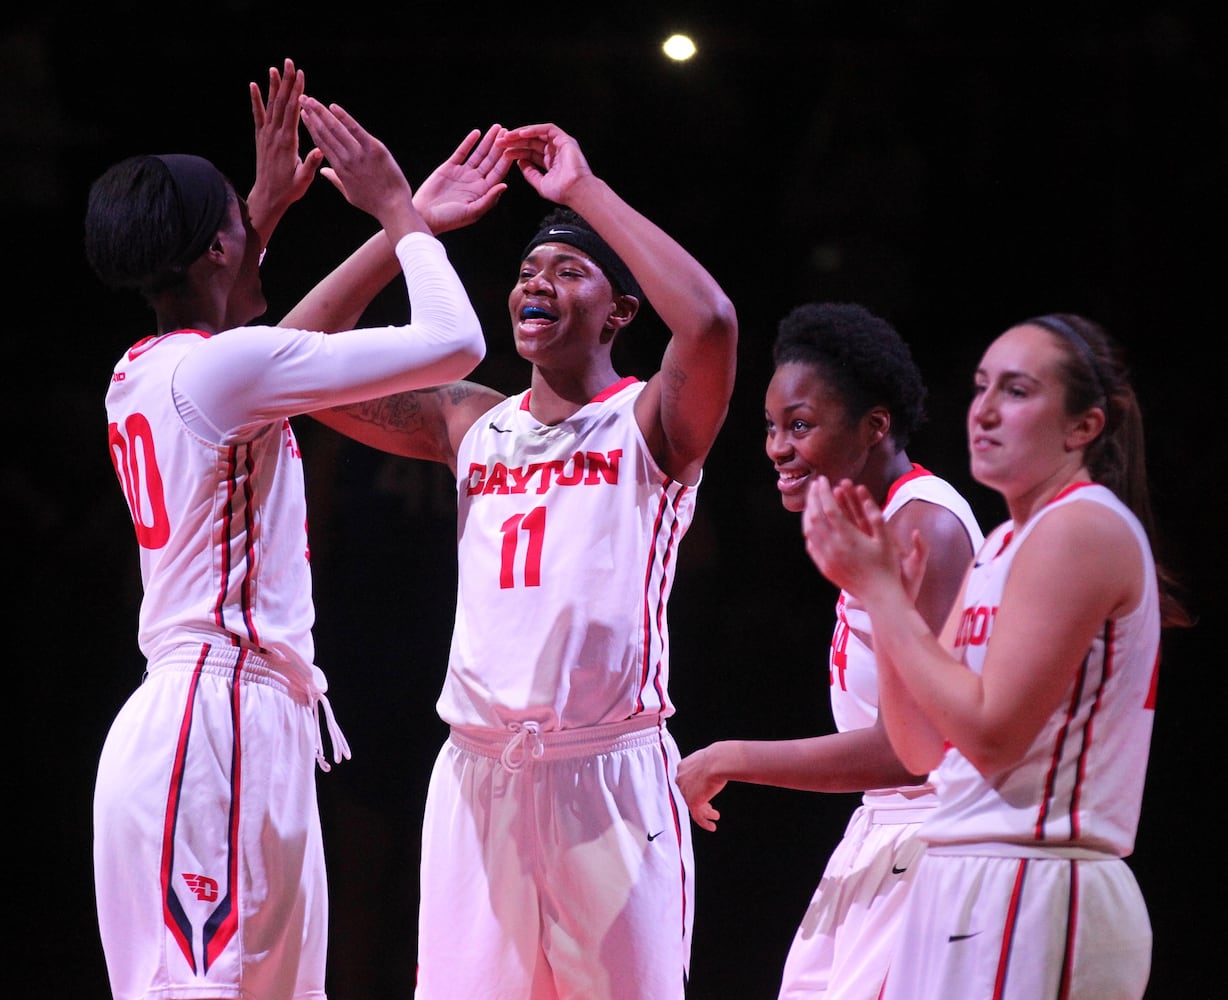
{"left": 924, "top": 842, "right": 1122, "bottom": 860}
{"left": 145, "top": 642, "right": 351, "bottom": 773}
{"left": 865, "top": 805, "right": 936, "bottom": 826}
{"left": 450, "top": 715, "right": 666, "bottom": 770}
{"left": 146, "top": 644, "right": 300, "bottom": 698}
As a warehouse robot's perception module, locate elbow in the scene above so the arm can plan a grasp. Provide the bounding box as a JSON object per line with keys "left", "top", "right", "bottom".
{"left": 898, "top": 746, "right": 942, "bottom": 776}
{"left": 707, "top": 294, "right": 739, "bottom": 346}
{"left": 440, "top": 322, "right": 487, "bottom": 380}
{"left": 960, "top": 736, "right": 1025, "bottom": 780}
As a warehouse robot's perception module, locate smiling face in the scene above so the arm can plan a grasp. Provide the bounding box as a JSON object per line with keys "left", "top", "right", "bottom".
{"left": 968, "top": 323, "right": 1100, "bottom": 508}
{"left": 507, "top": 242, "right": 623, "bottom": 368}
{"left": 765, "top": 361, "right": 877, "bottom": 513}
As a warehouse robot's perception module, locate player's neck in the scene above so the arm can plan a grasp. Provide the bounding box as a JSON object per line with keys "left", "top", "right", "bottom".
{"left": 528, "top": 362, "right": 621, "bottom": 425}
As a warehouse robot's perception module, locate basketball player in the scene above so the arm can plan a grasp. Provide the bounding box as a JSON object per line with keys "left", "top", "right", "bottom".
{"left": 676, "top": 302, "right": 983, "bottom": 999}
{"left": 803, "top": 313, "right": 1192, "bottom": 998}
{"left": 87, "top": 62, "right": 510, "bottom": 1000}
{"left": 314, "top": 121, "right": 738, "bottom": 999}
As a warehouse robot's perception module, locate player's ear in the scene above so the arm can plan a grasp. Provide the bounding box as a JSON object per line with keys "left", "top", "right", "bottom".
{"left": 605, "top": 293, "right": 639, "bottom": 333}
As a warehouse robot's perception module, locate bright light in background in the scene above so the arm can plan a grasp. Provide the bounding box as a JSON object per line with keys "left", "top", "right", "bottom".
{"left": 662, "top": 34, "right": 697, "bottom": 62}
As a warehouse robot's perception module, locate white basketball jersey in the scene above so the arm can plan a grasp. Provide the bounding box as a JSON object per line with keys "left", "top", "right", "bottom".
{"left": 438, "top": 377, "right": 697, "bottom": 731}
{"left": 830, "top": 465, "right": 984, "bottom": 805}
{"left": 923, "top": 483, "right": 1161, "bottom": 855}
{"left": 106, "top": 329, "right": 316, "bottom": 685}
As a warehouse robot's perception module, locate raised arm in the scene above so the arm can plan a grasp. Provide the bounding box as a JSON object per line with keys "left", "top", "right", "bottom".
{"left": 498, "top": 123, "right": 738, "bottom": 484}
{"left": 246, "top": 58, "right": 323, "bottom": 250}
{"left": 413, "top": 124, "right": 513, "bottom": 235}
{"left": 283, "top": 125, "right": 512, "bottom": 334}
{"left": 298, "top": 96, "right": 427, "bottom": 244}
{"left": 803, "top": 477, "right": 1139, "bottom": 776}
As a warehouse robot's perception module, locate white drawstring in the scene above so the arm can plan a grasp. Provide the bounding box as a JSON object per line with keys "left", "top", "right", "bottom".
{"left": 499, "top": 721, "right": 545, "bottom": 771}
{"left": 311, "top": 689, "right": 352, "bottom": 773}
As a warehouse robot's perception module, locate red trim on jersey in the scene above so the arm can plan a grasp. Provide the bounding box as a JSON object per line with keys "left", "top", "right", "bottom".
{"left": 592, "top": 375, "right": 640, "bottom": 402}
{"left": 238, "top": 446, "right": 260, "bottom": 646}
{"left": 651, "top": 485, "right": 686, "bottom": 710}
{"left": 991, "top": 529, "right": 1014, "bottom": 561}
{"left": 1071, "top": 621, "right": 1114, "bottom": 839}
{"left": 215, "top": 447, "right": 240, "bottom": 632}
{"left": 1056, "top": 860, "right": 1079, "bottom": 999}
{"left": 993, "top": 859, "right": 1028, "bottom": 998}
{"left": 520, "top": 375, "right": 640, "bottom": 411}
{"left": 127, "top": 328, "right": 210, "bottom": 361}
{"left": 202, "top": 653, "right": 245, "bottom": 969}
{"left": 654, "top": 729, "right": 691, "bottom": 939}
{"left": 161, "top": 643, "right": 210, "bottom": 972}
{"left": 1145, "top": 649, "right": 1160, "bottom": 710}
{"left": 883, "top": 463, "right": 930, "bottom": 506}
{"left": 1049, "top": 480, "right": 1095, "bottom": 504}
{"left": 635, "top": 482, "right": 686, "bottom": 714}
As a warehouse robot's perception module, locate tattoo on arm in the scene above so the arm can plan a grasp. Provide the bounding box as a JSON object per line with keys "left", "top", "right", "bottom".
{"left": 334, "top": 391, "right": 429, "bottom": 432}
{"left": 332, "top": 381, "right": 491, "bottom": 444}
{"left": 663, "top": 360, "right": 688, "bottom": 404}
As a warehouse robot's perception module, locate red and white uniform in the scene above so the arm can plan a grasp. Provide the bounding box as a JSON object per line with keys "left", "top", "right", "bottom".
{"left": 780, "top": 466, "right": 983, "bottom": 1000}
{"left": 882, "top": 483, "right": 1161, "bottom": 999}
{"left": 417, "top": 377, "right": 696, "bottom": 1000}
{"left": 95, "top": 232, "right": 482, "bottom": 1000}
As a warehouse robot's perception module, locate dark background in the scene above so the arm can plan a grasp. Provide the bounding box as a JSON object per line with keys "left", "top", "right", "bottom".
{"left": 9, "top": 3, "right": 1223, "bottom": 997}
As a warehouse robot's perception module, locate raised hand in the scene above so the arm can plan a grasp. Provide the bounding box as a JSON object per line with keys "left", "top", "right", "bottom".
{"left": 298, "top": 96, "right": 423, "bottom": 241}
{"left": 248, "top": 58, "right": 323, "bottom": 248}
{"left": 803, "top": 477, "right": 901, "bottom": 600}
{"left": 496, "top": 123, "right": 594, "bottom": 206}
{"left": 414, "top": 125, "right": 513, "bottom": 235}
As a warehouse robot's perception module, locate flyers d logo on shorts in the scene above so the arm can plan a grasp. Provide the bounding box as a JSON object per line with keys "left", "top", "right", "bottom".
{"left": 182, "top": 873, "right": 219, "bottom": 902}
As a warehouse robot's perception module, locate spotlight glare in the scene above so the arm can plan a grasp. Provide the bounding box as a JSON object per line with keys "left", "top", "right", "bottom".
{"left": 662, "top": 34, "right": 697, "bottom": 62}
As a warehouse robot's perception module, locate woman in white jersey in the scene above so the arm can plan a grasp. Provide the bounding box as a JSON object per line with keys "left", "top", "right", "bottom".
{"left": 676, "top": 302, "right": 983, "bottom": 1000}
{"left": 314, "top": 122, "right": 738, "bottom": 999}
{"left": 85, "top": 61, "right": 509, "bottom": 1000}
{"left": 803, "top": 313, "right": 1192, "bottom": 999}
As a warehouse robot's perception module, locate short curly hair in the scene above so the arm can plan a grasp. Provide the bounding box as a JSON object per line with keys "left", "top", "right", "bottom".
{"left": 772, "top": 302, "right": 927, "bottom": 448}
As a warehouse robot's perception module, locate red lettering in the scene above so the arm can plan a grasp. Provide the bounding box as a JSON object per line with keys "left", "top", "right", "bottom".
{"left": 583, "top": 449, "right": 621, "bottom": 485}
{"left": 465, "top": 463, "right": 486, "bottom": 495}
{"left": 482, "top": 463, "right": 511, "bottom": 495}
{"left": 508, "top": 463, "right": 543, "bottom": 494}
{"left": 468, "top": 451, "right": 624, "bottom": 495}
{"left": 554, "top": 452, "right": 584, "bottom": 486}
{"left": 830, "top": 595, "right": 850, "bottom": 690}
{"left": 955, "top": 605, "right": 996, "bottom": 648}
{"left": 282, "top": 419, "right": 301, "bottom": 459}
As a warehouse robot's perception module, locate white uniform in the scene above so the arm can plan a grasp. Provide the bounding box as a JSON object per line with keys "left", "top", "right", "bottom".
{"left": 95, "top": 233, "right": 482, "bottom": 1000}
{"left": 881, "top": 483, "right": 1161, "bottom": 1000}
{"left": 416, "top": 377, "right": 697, "bottom": 1000}
{"left": 780, "top": 466, "right": 983, "bottom": 1000}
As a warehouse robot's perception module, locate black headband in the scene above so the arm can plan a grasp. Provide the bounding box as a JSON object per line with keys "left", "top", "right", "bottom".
{"left": 521, "top": 221, "right": 642, "bottom": 299}
{"left": 153, "top": 153, "right": 229, "bottom": 270}
{"left": 1029, "top": 314, "right": 1107, "bottom": 399}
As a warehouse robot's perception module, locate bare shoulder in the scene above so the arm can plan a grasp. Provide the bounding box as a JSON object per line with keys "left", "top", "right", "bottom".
{"left": 1015, "top": 499, "right": 1143, "bottom": 617}
{"left": 891, "top": 498, "right": 976, "bottom": 557}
